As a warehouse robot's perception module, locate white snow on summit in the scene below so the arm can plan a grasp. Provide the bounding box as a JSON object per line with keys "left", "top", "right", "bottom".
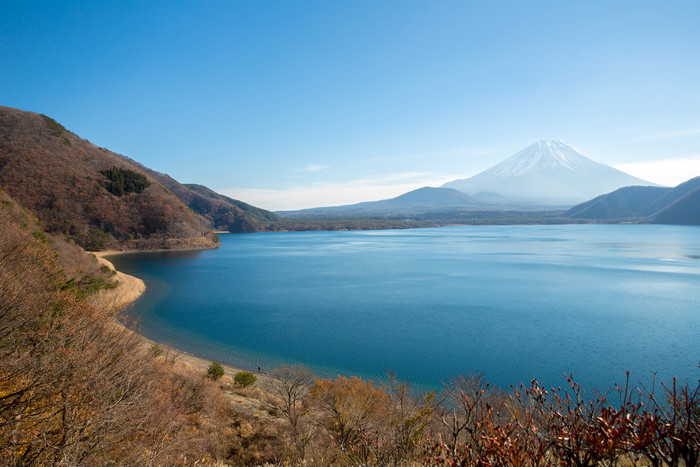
{"left": 442, "top": 140, "right": 659, "bottom": 206}
{"left": 483, "top": 140, "right": 597, "bottom": 176}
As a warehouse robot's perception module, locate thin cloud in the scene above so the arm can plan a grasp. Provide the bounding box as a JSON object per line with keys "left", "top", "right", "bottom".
{"left": 293, "top": 164, "right": 329, "bottom": 172}
{"left": 220, "top": 172, "right": 455, "bottom": 211}
{"left": 634, "top": 128, "right": 700, "bottom": 141}
{"left": 614, "top": 155, "right": 700, "bottom": 187}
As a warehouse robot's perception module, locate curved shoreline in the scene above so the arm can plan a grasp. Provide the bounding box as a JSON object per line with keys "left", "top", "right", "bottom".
{"left": 91, "top": 251, "right": 276, "bottom": 389}
{"left": 90, "top": 252, "right": 147, "bottom": 311}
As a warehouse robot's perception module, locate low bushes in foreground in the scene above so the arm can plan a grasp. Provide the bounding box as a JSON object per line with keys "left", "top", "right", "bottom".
{"left": 207, "top": 360, "right": 225, "bottom": 380}
{"left": 423, "top": 372, "right": 700, "bottom": 467}
{"left": 253, "top": 365, "right": 700, "bottom": 466}
{"left": 234, "top": 371, "right": 257, "bottom": 388}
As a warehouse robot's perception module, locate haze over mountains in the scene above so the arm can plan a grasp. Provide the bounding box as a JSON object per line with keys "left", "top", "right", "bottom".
{"left": 443, "top": 140, "right": 657, "bottom": 206}
{"left": 566, "top": 176, "right": 700, "bottom": 225}
{"left": 279, "top": 187, "right": 484, "bottom": 218}
{"left": 281, "top": 140, "right": 659, "bottom": 217}
{"left": 2, "top": 104, "right": 697, "bottom": 232}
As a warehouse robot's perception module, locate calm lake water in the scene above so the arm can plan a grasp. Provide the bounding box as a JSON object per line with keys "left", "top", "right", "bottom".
{"left": 112, "top": 224, "right": 700, "bottom": 392}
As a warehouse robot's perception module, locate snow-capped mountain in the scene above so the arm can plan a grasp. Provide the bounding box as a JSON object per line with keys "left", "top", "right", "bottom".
{"left": 442, "top": 140, "right": 659, "bottom": 206}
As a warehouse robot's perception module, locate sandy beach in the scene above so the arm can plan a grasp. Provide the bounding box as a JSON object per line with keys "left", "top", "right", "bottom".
{"left": 91, "top": 252, "right": 146, "bottom": 311}
{"left": 91, "top": 251, "right": 276, "bottom": 391}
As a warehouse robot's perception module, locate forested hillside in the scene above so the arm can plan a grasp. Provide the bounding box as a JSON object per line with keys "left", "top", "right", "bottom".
{"left": 0, "top": 106, "right": 224, "bottom": 250}
{"left": 185, "top": 183, "right": 282, "bottom": 225}
{"left": 0, "top": 190, "right": 238, "bottom": 463}
{"left": 127, "top": 168, "right": 280, "bottom": 233}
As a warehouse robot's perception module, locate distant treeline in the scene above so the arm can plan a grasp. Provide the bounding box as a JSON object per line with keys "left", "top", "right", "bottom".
{"left": 263, "top": 210, "right": 592, "bottom": 233}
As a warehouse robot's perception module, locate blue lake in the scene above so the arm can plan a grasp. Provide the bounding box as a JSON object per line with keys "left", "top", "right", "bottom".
{"left": 111, "top": 224, "right": 700, "bottom": 393}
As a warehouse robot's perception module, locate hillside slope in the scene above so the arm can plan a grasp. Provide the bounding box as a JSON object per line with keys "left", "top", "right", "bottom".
{"left": 125, "top": 165, "right": 280, "bottom": 232}
{"left": 649, "top": 177, "right": 700, "bottom": 225}
{"left": 564, "top": 186, "right": 669, "bottom": 219}
{"left": 185, "top": 183, "right": 281, "bottom": 223}
{"left": 564, "top": 176, "right": 700, "bottom": 225}
{"left": 0, "top": 190, "right": 245, "bottom": 464}
{"left": 0, "top": 106, "right": 221, "bottom": 249}
{"left": 646, "top": 176, "right": 700, "bottom": 216}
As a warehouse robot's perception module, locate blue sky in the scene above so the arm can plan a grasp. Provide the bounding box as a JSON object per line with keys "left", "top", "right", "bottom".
{"left": 2, "top": 1, "right": 700, "bottom": 210}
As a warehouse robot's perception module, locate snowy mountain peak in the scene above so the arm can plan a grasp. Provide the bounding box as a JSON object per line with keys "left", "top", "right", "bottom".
{"left": 441, "top": 140, "right": 658, "bottom": 206}
{"left": 484, "top": 140, "right": 596, "bottom": 176}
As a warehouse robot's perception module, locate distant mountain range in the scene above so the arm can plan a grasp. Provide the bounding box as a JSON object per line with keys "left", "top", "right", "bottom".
{"left": 278, "top": 187, "right": 483, "bottom": 218}
{"left": 280, "top": 140, "right": 660, "bottom": 218}
{"left": 565, "top": 176, "right": 700, "bottom": 225}
{"left": 443, "top": 140, "right": 658, "bottom": 206}
{"left": 3, "top": 104, "right": 696, "bottom": 235}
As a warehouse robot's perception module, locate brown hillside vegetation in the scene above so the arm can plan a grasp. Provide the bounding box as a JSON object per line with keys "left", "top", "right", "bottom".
{"left": 0, "top": 192, "right": 233, "bottom": 464}
{"left": 135, "top": 171, "right": 281, "bottom": 233}
{"left": 1, "top": 106, "right": 698, "bottom": 465}
{"left": 0, "top": 105, "right": 220, "bottom": 250}
{"left": 2, "top": 191, "right": 698, "bottom": 465}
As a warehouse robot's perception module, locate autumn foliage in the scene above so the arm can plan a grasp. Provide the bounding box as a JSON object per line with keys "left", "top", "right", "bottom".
{"left": 1, "top": 163, "right": 698, "bottom": 464}
{"left": 0, "top": 194, "right": 233, "bottom": 464}
{"left": 423, "top": 373, "right": 700, "bottom": 467}
{"left": 0, "top": 106, "right": 218, "bottom": 251}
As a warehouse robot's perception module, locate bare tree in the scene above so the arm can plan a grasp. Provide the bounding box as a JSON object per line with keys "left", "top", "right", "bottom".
{"left": 439, "top": 373, "right": 491, "bottom": 461}
{"left": 267, "top": 364, "right": 314, "bottom": 462}
{"left": 384, "top": 372, "right": 435, "bottom": 466}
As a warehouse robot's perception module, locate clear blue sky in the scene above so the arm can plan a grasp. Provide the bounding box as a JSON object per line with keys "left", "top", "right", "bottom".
{"left": 2, "top": 1, "right": 699, "bottom": 209}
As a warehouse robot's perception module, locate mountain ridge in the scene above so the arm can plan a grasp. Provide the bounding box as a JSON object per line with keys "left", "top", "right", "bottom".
{"left": 280, "top": 140, "right": 661, "bottom": 218}
{"left": 442, "top": 140, "right": 658, "bottom": 206}
{"left": 0, "top": 105, "right": 274, "bottom": 249}
{"left": 120, "top": 160, "right": 281, "bottom": 233}
{"left": 564, "top": 176, "right": 700, "bottom": 224}
{"left": 278, "top": 186, "right": 483, "bottom": 218}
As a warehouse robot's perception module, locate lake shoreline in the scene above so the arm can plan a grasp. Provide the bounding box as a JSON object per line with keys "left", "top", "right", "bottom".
{"left": 95, "top": 225, "right": 700, "bottom": 393}
{"left": 108, "top": 225, "right": 700, "bottom": 392}
{"left": 92, "top": 250, "right": 276, "bottom": 389}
